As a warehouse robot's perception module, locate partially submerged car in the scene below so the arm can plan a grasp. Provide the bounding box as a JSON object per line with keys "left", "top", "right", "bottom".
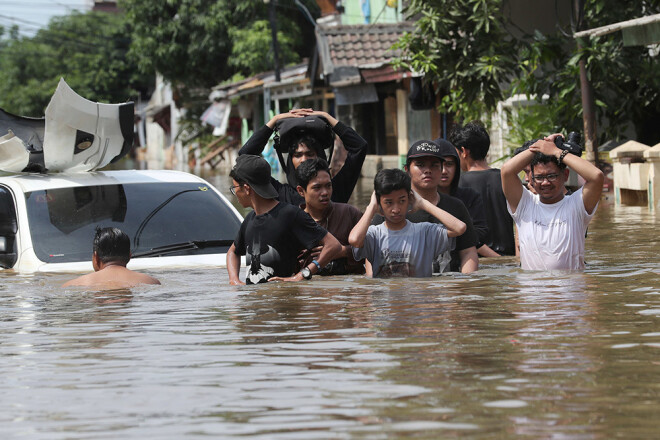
{"left": 0, "top": 79, "right": 242, "bottom": 273}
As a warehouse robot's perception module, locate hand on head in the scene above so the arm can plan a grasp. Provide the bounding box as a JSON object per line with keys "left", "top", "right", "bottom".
{"left": 529, "top": 138, "right": 561, "bottom": 157}
{"left": 409, "top": 189, "right": 424, "bottom": 213}
{"left": 369, "top": 190, "right": 378, "bottom": 208}
{"left": 543, "top": 133, "right": 563, "bottom": 142}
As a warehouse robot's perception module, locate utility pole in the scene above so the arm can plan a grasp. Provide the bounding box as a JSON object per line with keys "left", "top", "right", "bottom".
{"left": 267, "top": 0, "right": 281, "bottom": 82}
{"left": 574, "top": 0, "right": 599, "bottom": 165}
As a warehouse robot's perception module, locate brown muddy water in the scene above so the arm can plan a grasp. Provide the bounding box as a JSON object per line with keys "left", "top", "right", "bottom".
{"left": 1, "top": 175, "right": 659, "bottom": 439}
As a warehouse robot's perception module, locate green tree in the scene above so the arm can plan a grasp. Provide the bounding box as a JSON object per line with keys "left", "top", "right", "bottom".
{"left": 516, "top": 1, "right": 660, "bottom": 145}
{"left": 120, "top": 0, "right": 310, "bottom": 89}
{"left": 395, "top": 0, "right": 660, "bottom": 145}
{"left": 229, "top": 20, "right": 301, "bottom": 74}
{"left": 119, "top": 0, "right": 315, "bottom": 145}
{"left": 393, "top": 0, "right": 523, "bottom": 122}
{"left": 0, "top": 12, "right": 151, "bottom": 117}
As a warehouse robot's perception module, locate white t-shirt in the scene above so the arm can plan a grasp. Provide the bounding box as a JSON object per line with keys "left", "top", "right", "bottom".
{"left": 352, "top": 220, "right": 449, "bottom": 278}
{"left": 508, "top": 187, "right": 596, "bottom": 270}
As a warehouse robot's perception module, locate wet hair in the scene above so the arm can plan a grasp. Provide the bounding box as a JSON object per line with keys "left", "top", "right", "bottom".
{"left": 290, "top": 135, "right": 327, "bottom": 162}
{"left": 449, "top": 121, "right": 490, "bottom": 161}
{"left": 530, "top": 153, "right": 567, "bottom": 173}
{"left": 374, "top": 168, "right": 411, "bottom": 204}
{"left": 295, "top": 158, "right": 331, "bottom": 190}
{"left": 93, "top": 227, "right": 130, "bottom": 265}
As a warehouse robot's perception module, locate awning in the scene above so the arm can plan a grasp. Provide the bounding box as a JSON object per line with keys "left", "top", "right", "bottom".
{"left": 574, "top": 13, "right": 660, "bottom": 45}
{"left": 334, "top": 83, "right": 378, "bottom": 106}
{"left": 200, "top": 100, "right": 231, "bottom": 136}
{"left": 361, "top": 65, "right": 414, "bottom": 83}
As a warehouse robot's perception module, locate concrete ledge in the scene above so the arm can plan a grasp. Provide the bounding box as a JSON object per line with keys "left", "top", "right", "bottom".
{"left": 610, "top": 140, "right": 650, "bottom": 159}
{"left": 361, "top": 155, "right": 401, "bottom": 178}
{"left": 643, "top": 143, "right": 660, "bottom": 160}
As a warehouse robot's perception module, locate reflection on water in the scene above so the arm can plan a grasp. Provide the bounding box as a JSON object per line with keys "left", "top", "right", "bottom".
{"left": 1, "top": 193, "right": 659, "bottom": 438}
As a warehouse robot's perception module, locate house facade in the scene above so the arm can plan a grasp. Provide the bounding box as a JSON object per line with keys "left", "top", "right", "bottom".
{"left": 207, "top": 18, "right": 442, "bottom": 176}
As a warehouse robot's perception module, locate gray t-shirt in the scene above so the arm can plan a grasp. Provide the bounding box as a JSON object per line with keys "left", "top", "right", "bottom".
{"left": 352, "top": 220, "right": 450, "bottom": 278}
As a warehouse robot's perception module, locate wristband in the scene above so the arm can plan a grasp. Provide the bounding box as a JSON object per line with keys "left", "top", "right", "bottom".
{"left": 311, "top": 260, "right": 321, "bottom": 271}
{"left": 558, "top": 149, "right": 569, "bottom": 164}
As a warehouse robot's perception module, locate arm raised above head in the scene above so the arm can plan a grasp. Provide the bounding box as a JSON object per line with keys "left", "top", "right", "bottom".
{"left": 532, "top": 135, "right": 603, "bottom": 214}
{"left": 349, "top": 192, "right": 379, "bottom": 248}
{"left": 239, "top": 111, "right": 308, "bottom": 156}
{"left": 413, "top": 193, "right": 466, "bottom": 237}
{"left": 557, "top": 152, "right": 603, "bottom": 214}
{"left": 501, "top": 148, "right": 534, "bottom": 213}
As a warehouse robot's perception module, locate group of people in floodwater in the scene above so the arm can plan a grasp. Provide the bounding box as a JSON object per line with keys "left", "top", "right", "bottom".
{"left": 64, "top": 108, "right": 604, "bottom": 288}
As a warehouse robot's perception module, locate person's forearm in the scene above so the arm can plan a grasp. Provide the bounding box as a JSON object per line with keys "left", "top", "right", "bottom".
{"left": 315, "top": 234, "right": 342, "bottom": 268}
{"left": 349, "top": 203, "right": 377, "bottom": 248}
{"left": 478, "top": 244, "right": 501, "bottom": 257}
{"left": 365, "top": 260, "right": 373, "bottom": 278}
{"left": 560, "top": 152, "right": 603, "bottom": 184}
{"left": 420, "top": 199, "right": 466, "bottom": 237}
{"left": 338, "top": 244, "right": 353, "bottom": 259}
{"left": 226, "top": 244, "right": 242, "bottom": 284}
{"left": 322, "top": 113, "right": 339, "bottom": 127}
{"left": 502, "top": 148, "right": 534, "bottom": 177}
{"left": 335, "top": 122, "right": 368, "bottom": 155}
{"left": 501, "top": 149, "right": 532, "bottom": 211}
{"left": 238, "top": 125, "right": 273, "bottom": 155}
{"left": 560, "top": 150, "right": 604, "bottom": 213}
{"left": 459, "top": 247, "right": 479, "bottom": 273}
{"left": 265, "top": 114, "right": 280, "bottom": 129}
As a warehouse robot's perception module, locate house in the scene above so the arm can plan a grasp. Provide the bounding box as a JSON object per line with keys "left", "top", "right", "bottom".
{"left": 140, "top": 75, "right": 183, "bottom": 171}
{"left": 206, "top": 19, "right": 442, "bottom": 177}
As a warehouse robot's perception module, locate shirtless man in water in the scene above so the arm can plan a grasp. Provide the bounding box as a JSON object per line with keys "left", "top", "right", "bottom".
{"left": 63, "top": 227, "right": 160, "bottom": 289}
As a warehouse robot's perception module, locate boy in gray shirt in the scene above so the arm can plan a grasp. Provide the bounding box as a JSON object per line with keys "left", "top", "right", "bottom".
{"left": 349, "top": 168, "right": 466, "bottom": 278}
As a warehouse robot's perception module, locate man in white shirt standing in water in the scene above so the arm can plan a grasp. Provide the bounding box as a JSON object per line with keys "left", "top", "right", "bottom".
{"left": 501, "top": 133, "right": 603, "bottom": 270}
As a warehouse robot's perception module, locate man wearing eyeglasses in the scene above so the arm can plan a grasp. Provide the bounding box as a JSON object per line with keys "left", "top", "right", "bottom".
{"left": 501, "top": 134, "right": 604, "bottom": 270}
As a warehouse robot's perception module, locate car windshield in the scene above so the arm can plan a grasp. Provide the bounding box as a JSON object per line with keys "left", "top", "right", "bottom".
{"left": 24, "top": 182, "right": 241, "bottom": 263}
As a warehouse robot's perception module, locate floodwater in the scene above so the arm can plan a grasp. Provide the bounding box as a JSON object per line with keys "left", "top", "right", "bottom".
{"left": 1, "top": 177, "right": 659, "bottom": 439}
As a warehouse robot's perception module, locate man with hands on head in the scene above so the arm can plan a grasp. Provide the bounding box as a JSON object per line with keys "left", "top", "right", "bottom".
{"left": 501, "top": 133, "right": 604, "bottom": 270}
{"left": 226, "top": 154, "right": 341, "bottom": 285}
{"left": 239, "top": 108, "right": 367, "bottom": 205}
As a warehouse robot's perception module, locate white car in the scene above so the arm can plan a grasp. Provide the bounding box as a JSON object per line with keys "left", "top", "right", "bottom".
{"left": 0, "top": 79, "right": 243, "bottom": 273}
{"left": 0, "top": 170, "right": 243, "bottom": 273}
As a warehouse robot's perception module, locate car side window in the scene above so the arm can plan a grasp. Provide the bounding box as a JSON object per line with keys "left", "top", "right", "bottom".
{"left": 0, "top": 186, "right": 18, "bottom": 268}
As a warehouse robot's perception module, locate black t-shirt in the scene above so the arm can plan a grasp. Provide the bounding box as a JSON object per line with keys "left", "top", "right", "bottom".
{"left": 234, "top": 203, "right": 327, "bottom": 284}
{"left": 271, "top": 178, "right": 304, "bottom": 205}
{"left": 459, "top": 169, "right": 515, "bottom": 256}
{"left": 372, "top": 193, "right": 478, "bottom": 272}
{"left": 453, "top": 186, "right": 488, "bottom": 248}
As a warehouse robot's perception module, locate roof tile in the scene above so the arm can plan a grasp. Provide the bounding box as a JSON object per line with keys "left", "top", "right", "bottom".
{"left": 317, "top": 22, "right": 415, "bottom": 68}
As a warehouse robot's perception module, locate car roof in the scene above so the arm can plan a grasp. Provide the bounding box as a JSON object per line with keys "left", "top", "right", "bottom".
{"left": 0, "top": 170, "right": 209, "bottom": 193}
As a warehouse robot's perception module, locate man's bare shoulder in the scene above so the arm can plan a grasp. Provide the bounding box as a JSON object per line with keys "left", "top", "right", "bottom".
{"left": 62, "top": 267, "right": 160, "bottom": 289}
{"left": 62, "top": 272, "right": 98, "bottom": 287}
{"left": 129, "top": 271, "right": 161, "bottom": 285}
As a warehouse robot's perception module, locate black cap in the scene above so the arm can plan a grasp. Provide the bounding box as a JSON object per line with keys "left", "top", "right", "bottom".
{"left": 231, "top": 155, "right": 278, "bottom": 199}
{"left": 407, "top": 140, "right": 444, "bottom": 162}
